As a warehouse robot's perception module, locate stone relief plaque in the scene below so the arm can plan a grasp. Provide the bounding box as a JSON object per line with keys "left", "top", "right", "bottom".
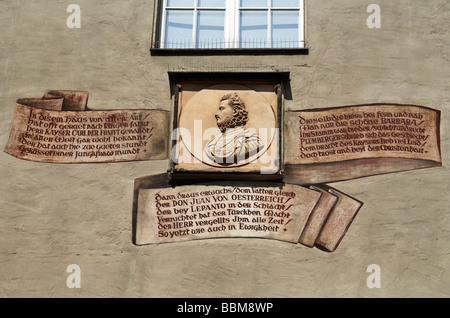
{"left": 135, "top": 181, "right": 321, "bottom": 245}
{"left": 133, "top": 174, "right": 363, "bottom": 251}
{"left": 4, "top": 76, "right": 444, "bottom": 252}
{"left": 284, "top": 104, "right": 442, "bottom": 184}
{"left": 4, "top": 91, "right": 169, "bottom": 163}
{"left": 170, "top": 82, "right": 282, "bottom": 180}
{"left": 314, "top": 187, "right": 363, "bottom": 252}
{"left": 299, "top": 185, "right": 339, "bottom": 248}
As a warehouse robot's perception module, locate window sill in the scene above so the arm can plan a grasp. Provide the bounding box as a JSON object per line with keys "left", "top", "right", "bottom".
{"left": 150, "top": 47, "right": 309, "bottom": 56}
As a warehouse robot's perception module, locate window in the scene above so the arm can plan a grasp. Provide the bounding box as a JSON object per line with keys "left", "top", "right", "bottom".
{"left": 155, "top": 0, "right": 305, "bottom": 49}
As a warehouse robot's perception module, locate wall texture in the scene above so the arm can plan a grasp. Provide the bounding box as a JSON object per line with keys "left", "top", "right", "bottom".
{"left": 1, "top": 0, "right": 449, "bottom": 297}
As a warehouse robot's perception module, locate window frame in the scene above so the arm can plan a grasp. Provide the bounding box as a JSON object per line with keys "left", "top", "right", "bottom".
{"left": 151, "top": 0, "right": 308, "bottom": 55}
{"left": 167, "top": 71, "right": 289, "bottom": 181}
{"left": 161, "top": 1, "right": 227, "bottom": 49}
{"left": 236, "top": 0, "right": 305, "bottom": 49}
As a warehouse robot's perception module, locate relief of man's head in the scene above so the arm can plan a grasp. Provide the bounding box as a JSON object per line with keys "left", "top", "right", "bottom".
{"left": 215, "top": 93, "right": 249, "bottom": 132}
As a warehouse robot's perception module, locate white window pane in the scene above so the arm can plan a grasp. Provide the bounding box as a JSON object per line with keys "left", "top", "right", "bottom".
{"left": 198, "top": 0, "right": 225, "bottom": 7}
{"left": 272, "top": 0, "right": 298, "bottom": 8}
{"left": 165, "top": 10, "right": 193, "bottom": 48}
{"left": 167, "top": 0, "right": 194, "bottom": 7}
{"left": 271, "top": 11, "right": 298, "bottom": 47}
{"left": 240, "top": 11, "right": 268, "bottom": 48}
{"left": 197, "top": 11, "right": 225, "bottom": 48}
{"left": 240, "top": 0, "right": 268, "bottom": 8}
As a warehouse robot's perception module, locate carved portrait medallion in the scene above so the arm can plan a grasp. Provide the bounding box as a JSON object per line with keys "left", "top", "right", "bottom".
{"left": 171, "top": 81, "right": 282, "bottom": 180}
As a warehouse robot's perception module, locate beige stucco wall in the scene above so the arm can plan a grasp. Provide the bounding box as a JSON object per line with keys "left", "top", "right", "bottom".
{"left": 1, "top": 0, "right": 449, "bottom": 297}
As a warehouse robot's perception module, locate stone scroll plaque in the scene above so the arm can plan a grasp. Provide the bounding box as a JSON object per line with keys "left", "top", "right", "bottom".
{"left": 284, "top": 104, "right": 442, "bottom": 184}
{"left": 315, "top": 187, "right": 363, "bottom": 252}
{"left": 135, "top": 182, "right": 322, "bottom": 245}
{"left": 299, "top": 186, "right": 339, "bottom": 248}
{"left": 6, "top": 88, "right": 443, "bottom": 251}
{"left": 4, "top": 91, "right": 169, "bottom": 163}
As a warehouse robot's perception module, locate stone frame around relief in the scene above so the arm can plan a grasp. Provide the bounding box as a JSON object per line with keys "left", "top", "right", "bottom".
{"left": 168, "top": 72, "right": 287, "bottom": 182}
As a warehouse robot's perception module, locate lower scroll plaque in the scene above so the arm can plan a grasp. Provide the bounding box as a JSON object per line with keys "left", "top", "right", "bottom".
{"left": 136, "top": 181, "right": 322, "bottom": 245}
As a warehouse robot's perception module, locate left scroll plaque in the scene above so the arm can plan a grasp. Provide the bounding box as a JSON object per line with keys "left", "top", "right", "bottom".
{"left": 4, "top": 91, "right": 169, "bottom": 163}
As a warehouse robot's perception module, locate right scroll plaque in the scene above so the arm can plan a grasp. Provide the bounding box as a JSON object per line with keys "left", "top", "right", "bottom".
{"left": 284, "top": 104, "right": 442, "bottom": 185}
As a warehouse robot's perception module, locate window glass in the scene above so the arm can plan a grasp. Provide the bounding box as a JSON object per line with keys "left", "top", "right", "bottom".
{"left": 197, "top": 11, "right": 225, "bottom": 48}
{"left": 271, "top": 0, "right": 298, "bottom": 8}
{"left": 240, "top": 10, "right": 268, "bottom": 48}
{"left": 240, "top": 0, "right": 267, "bottom": 8}
{"left": 165, "top": 10, "right": 194, "bottom": 48}
{"left": 167, "top": 0, "right": 194, "bottom": 7}
{"left": 198, "top": 0, "right": 226, "bottom": 7}
{"left": 271, "top": 10, "right": 298, "bottom": 48}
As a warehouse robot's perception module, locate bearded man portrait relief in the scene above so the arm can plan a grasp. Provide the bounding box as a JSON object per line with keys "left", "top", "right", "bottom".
{"left": 204, "top": 93, "right": 263, "bottom": 165}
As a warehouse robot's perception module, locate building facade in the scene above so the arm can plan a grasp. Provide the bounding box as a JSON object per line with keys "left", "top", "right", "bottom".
{"left": 1, "top": 0, "right": 449, "bottom": 297}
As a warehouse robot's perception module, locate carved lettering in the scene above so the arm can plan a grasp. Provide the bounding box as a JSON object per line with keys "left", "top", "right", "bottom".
{"left": 136, "top": 183, "right": 321, "bottom": 245}
{"left": 5, "top": 102, "right": 169, "bottom": 163}
{"left": 284, "top": 104, "right": 442, "bottom": 184}
{"left": 296, "top": 106, "right": 439, "bottom": 163}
